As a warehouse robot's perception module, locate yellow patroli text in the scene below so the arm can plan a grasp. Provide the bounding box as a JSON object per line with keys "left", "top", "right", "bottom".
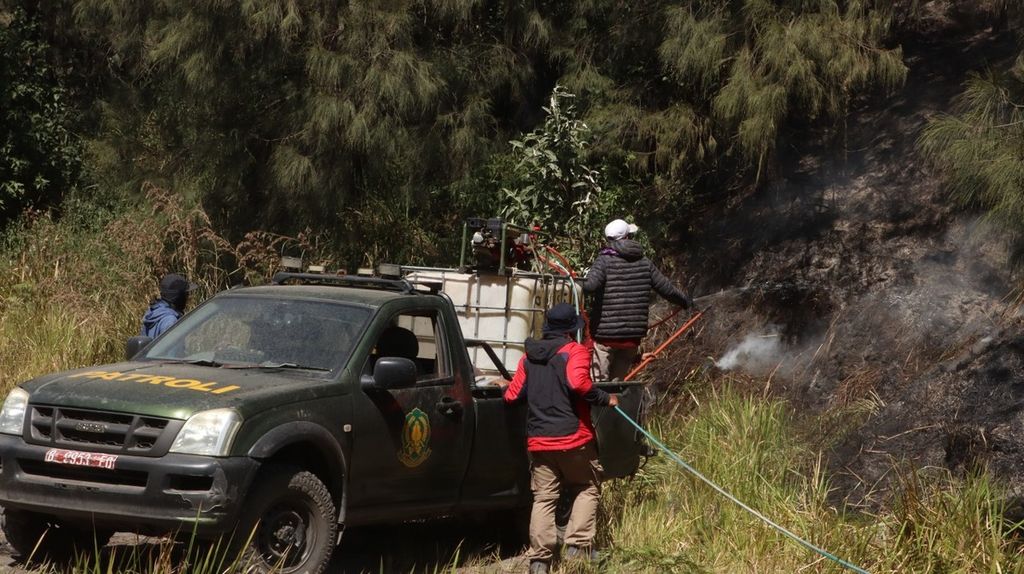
{"left": 69, "top": 370, "right": 240, "bottom": 395}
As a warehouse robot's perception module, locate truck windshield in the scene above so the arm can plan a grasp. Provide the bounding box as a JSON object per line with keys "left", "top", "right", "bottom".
{"left": 142, "top": 296, "right": 371, "bottom": 374}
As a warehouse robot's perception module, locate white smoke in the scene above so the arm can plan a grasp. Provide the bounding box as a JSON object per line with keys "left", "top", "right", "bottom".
{"left": 716, "top": 332, "right": 785, "bottom": 373}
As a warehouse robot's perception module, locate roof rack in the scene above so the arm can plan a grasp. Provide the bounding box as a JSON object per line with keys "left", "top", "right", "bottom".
{"left": 271, "top": 272, "right": 419, "bottom": 294}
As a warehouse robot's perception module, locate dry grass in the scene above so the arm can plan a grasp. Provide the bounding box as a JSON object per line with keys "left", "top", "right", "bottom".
{"left": 0, "top": 187, "right": 329, "bottom": 395}
{"left": 595, "top": 388, "right": 1024, "bottom": 574}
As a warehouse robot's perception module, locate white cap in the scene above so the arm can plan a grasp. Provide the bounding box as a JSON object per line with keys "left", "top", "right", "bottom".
{"left": 604, "top": 219, "right": 638, "bottom": 240}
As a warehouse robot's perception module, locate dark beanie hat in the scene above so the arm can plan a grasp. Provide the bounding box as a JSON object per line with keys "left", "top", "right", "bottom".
{"left": 160, "top": 273, "right": 197, "bottom": 308}
{"left": 542, "top": 303, "right": 584, "bottom": 335}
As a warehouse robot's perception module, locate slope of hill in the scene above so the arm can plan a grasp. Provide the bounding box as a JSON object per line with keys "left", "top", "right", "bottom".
{"left": 661, "top": 11, "right": 1023, "bottom": 509}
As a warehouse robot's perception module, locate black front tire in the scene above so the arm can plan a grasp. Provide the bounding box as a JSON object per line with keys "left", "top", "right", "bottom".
{"left": 1, "top": 509, "right": 112, "bottom": 562}
{"left": 235, "top": 464, "right": 337, "bottom": 574}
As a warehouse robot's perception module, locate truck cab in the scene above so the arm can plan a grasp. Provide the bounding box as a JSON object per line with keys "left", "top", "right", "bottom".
{"left": 0, "top": 272, "right": 647, "bottom": 573}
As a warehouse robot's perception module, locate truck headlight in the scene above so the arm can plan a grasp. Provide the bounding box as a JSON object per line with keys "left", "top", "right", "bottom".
{"left": 0, "top": 388, "right": 29, "bottom": 436}
{"left": 169, "top": 409, "right": 242, "bottom": 456}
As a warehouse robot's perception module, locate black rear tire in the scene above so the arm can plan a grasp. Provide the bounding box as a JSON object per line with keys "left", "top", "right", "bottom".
{"left": 1, "top": 509, "right": 112, "bottom": 562}
{"left": 234, "top": 464, "right": 337, "bottom": 574}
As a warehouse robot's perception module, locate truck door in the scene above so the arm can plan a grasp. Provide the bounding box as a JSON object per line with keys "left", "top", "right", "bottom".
{"left": 347, "top": 304, "right": 475, "bottom": 511}
{"left": 591, "top": 381, "right": 646, "bottom": 478}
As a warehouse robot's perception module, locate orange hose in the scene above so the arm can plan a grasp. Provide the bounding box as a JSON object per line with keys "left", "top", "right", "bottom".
{"left": 623, "top": 311, "right": 703, "bottom": 382}
{"left": 545, "top": 245, "right": 578, "bottom": 278}
{"left": 532, "top": 244, "right": 570, "bottom": 276}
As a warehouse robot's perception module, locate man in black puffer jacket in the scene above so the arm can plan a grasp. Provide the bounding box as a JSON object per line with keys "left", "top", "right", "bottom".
{"left": 583, "top": 219, "right": 691, "bottom": 380}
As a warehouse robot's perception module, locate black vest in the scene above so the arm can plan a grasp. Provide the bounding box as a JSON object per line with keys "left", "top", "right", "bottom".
{"left": 522, "top": 340, "right": 580, "bottom": 438}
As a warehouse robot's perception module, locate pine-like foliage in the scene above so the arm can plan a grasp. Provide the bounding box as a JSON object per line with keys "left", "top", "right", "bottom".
{"left": 75, "top": 0, "right": 531, "bottom": 233}
{"left": 659, "top": 0, "right": 906, "bottom": 175}
{"left": 0, "top": 6, "right": 83, "bottom": 221}
{"left": 62, "top": 0, "right": 905, "bottom": 255}
{"left": 920, "top": 51, "right": 1024, "bottom": 230}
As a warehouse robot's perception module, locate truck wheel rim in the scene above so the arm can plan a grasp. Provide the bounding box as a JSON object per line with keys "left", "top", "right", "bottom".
{"left": 257, "top": 497, "right": 317, "bottom": 569}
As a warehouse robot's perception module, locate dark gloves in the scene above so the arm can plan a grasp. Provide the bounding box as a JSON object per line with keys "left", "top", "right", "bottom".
{"left": 679, "top": 294, "right": 693, "bottom": 310}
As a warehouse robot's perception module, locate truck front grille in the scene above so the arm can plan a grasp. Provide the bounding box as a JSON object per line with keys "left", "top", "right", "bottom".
{"left": 27, "top": 406, "right": 183, "bottom": 456}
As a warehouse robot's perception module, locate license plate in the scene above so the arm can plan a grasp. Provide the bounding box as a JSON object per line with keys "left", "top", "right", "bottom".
{"left": 44, "top": 448, "right": 118, "bottom": 470}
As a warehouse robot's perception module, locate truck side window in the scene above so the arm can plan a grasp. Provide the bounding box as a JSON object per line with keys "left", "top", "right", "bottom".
{"left": 372, "top": 309, "right": 451, "bottom": 383}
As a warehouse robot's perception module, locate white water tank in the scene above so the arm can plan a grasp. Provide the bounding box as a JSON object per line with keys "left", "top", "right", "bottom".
{"left": 404, "top": 268, "right": 580, "bottom": 376}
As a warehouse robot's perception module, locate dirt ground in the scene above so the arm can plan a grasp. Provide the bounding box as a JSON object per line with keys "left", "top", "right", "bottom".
{"left": 0, "top": 524, "right": 530, "bottom": 573}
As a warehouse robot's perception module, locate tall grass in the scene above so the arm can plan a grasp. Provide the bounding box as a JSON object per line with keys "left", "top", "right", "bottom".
{"left": 0, "top": 188, "right": 329, "bottom": 395}
{"left": 600, "top": 388, "right": 1024, "bottom": 573}
{"left": 0, "top": 209, "right": 152, "bottom": 393}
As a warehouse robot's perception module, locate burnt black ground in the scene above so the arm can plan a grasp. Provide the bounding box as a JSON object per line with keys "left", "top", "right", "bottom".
{"left": 655, "top": 8, "right": 1024, "bottom": 510}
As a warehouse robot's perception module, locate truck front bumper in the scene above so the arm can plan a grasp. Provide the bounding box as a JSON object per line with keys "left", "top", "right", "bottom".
{"left": 0, "top": 434, "right": 259, "bottom": 536}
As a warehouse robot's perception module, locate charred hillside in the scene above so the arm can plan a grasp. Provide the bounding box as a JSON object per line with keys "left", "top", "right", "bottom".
{"left": 659, "top": 13, "right": 1024, "bottom": 507}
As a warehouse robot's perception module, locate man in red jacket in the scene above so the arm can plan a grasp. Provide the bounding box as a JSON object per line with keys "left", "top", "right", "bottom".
{"left": 500, "top": 303, "right": 619, "bottom": 574}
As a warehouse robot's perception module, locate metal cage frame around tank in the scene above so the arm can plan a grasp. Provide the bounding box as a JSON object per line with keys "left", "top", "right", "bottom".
{"left": 392, "top": 265, "right": 580, "bottom": 375}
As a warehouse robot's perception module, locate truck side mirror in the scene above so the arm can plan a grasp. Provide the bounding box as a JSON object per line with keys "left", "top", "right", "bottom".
{"left": 362, "top": 357, "right": 417, "bottom": 390}
{"left": 125, "top": 336, "right": 153, "bottom": 360}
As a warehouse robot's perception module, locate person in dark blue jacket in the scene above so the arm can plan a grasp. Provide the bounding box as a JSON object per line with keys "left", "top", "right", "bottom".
{"left": 140, "top": 273, "right": 197, "bottom": 338}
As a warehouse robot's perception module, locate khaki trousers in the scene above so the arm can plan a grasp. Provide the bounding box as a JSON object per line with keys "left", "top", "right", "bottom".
{"left": 526, "top": 442, "right": 603, "bottom": 562}
{"left": 591, "top": 341, "right": 638, "bottom": 381}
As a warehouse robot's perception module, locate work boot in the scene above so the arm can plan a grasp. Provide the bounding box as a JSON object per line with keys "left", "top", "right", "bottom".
{"left": 565, "top": 545, "right": 601, "bottom": 563}
{"left": 528, "top": 560, "right": 550, "bottom": 574}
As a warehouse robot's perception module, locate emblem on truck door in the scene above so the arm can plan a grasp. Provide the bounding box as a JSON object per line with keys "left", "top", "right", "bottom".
{"left": 398, "top": 408, "right": 432, "bottom": 468}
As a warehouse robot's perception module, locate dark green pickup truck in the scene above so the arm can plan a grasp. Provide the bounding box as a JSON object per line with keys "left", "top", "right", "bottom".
{"left": 0, "top": 273, "right": 646, "bottom": 573}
